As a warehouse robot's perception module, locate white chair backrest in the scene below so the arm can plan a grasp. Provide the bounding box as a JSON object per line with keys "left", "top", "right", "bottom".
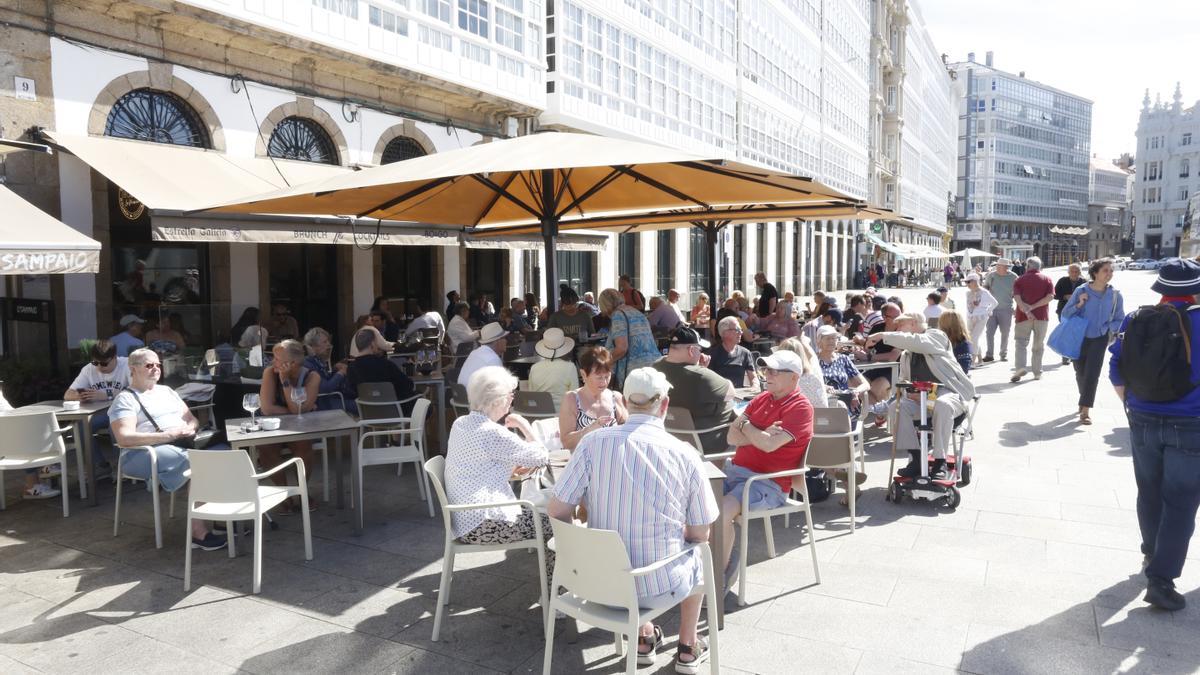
{"left": 187, "top": 449, "right": 259, "bottom": 504}
{"left": 407, "top": 398, "right": 431, "bottom": 432}
{"left": 806, "top": 408, "right": 854, "bottom": 468}
{"left": 513, "top": 391, "right": 555, "bottom": 417}
{"left": 0, "top": 412, "right": 64, "bottom": 459}
{"left": 550, "top": 519, "right": 639, "bottom": 608}
{"left": 424, "top": 456, "right": 455, "bottom": 533}
{"left": 357, "top": 382, "right": 402, "bottom": 421}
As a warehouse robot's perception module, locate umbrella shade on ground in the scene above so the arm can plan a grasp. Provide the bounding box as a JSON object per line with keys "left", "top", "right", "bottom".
{"left": 205, "top": 131, "right": 864, "bottom": 308}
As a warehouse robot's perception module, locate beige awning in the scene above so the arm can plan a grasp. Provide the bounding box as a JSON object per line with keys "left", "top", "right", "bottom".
{"left": 43, "top": 131, "right": 348, "bottom": 212}
{"left": 0, "top": 185, "right": 101, "bottom": 274}
{"left": 151, "top": 214, "right": 462, "bottom": 247}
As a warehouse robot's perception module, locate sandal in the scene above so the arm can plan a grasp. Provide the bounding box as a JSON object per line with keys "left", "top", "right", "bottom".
{"left": 637, "top": 625, "right": 664, "bottom": 666}
{"left": 1080, "top": 414, "right": 1092, "bottom": 425}
{"left": 674, "top": 638, "right": 710, "bottom": 674}
{"left": 839, "top": 489, "right": 862, "bottom": 508}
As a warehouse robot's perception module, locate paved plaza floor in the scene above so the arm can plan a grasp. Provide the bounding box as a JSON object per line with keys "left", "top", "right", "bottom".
{"left": 3, "top": 267, "right": 1200, "bottom": 674}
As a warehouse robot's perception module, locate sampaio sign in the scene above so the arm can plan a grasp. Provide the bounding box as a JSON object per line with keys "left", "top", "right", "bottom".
{"left": 0, "top": 250, "right": 100, "bottom": 275}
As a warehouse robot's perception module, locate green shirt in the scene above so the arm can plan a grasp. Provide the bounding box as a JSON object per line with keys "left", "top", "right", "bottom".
{"left": 652, "top": 359, "right": 736, "bottom": 454}
{"left": 984, "top": 270, "right": 1017, "bottom": 306}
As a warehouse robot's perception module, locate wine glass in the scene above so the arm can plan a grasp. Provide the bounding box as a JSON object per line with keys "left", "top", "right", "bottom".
{"left": 242, "top": 393, "right": 260, "bottom": 425}
{"left": 291, "top": 387, "right": 307, "bottom": 421}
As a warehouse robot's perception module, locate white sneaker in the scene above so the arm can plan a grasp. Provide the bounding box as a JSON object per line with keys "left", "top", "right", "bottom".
{"left": 1010, "top": 369, "right": 1027, "bottom": 383}
{"left": 1033, "top": 372, "right": 1042, "bottom": 380}
{"left": 23, "top": 483, "right": 61, "bottom": 500}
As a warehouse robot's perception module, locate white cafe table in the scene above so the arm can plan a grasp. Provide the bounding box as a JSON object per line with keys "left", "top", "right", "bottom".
{"left": 224, "top": 409, "right": 365, "bottom": 533}
{"left": 3, "top": 399, "right": 112, "bottom": 507}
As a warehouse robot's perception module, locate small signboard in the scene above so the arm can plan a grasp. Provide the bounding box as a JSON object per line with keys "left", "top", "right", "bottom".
{"left": 14, "top": 77, "right": 36, "bottom": 101}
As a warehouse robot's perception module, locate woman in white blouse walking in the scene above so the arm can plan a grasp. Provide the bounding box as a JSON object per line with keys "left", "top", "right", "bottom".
{"left": 444, "top": 366, "right": 553, "bottom": 570}
{"left": 964, "top": 273, "right": 997, "bottom": 366}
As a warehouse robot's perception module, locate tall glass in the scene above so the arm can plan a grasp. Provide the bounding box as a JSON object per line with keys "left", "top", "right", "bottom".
{"left": 242, "top": 393, "right": 260, "bottom": 426}
{"left": 291, "top": 387, "right": 307, "bottom": 421}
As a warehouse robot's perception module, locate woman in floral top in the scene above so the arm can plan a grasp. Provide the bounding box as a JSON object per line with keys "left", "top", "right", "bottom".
{"left": 814, "top": 325, "right": 868, "bottom": 419}
{"left": 598, "top": 288, "right": 660, "bottom": 386}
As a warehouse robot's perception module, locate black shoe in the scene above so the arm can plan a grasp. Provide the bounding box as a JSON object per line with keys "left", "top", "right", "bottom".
{"left": 191, "top": 533, "right": 228, "bottom": 551}
{"left": 982, "top": 356, "right": 994, "bottom": 363}
{"left": 1000, "top": 355, "right": 1008, "bottom": 361}
{"left": 930, "top": 459, "right": 949, "bottom": 480}
{"left": 1144, "top": 578, "right": 1186, "bottom": 611}
{"left": 897, "top": 450, "right": 922, "bottom": 478}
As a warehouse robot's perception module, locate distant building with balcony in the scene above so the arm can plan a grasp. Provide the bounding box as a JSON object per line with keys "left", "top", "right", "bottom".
{"left": 1133, "top": 84, "right": 1200, "bottom": 258}
{"left": 1087, "top": 157, "right": 1133, "bottom": 260}
{"left": 864, "top": 0, "right": 955, "bottom": 274}
{"left": 948, "top": 52, "right": 1092, "bottom": 265}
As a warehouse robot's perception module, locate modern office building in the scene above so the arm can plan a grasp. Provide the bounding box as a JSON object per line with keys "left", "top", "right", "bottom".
{"left": 1087, "top": 157, "right": 1133, "bottom": 260}
{"left": 865, "top": 0, "right": 956, "bottom": 274}
{"left": 948, "top": 52, "right": 1093, "bottom": 265}
{"left": 1133, "top": 84, "right": 1200, "bottom": 258}
{"left": 0, "top": 0, "right": 951, "bottom": 374}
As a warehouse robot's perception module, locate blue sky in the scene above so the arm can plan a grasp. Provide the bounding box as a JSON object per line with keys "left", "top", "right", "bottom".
{"left": 918, "top": 0, "right": 1200, "bottom": 164}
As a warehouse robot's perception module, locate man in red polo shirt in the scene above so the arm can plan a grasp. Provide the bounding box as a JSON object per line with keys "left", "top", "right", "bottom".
{"left": 1010, "top": 256, "right": 1055, "bottom": 383}
{"left": 717, "top": 350, "right": 815, "bottom": 590}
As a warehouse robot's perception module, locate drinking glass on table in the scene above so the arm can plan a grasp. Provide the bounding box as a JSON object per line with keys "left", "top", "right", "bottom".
{"left": 242, "top": 393, "right": 260, "bottom": 426}
{"left": 291, "top": 386, "right": 307, "bottom": 421}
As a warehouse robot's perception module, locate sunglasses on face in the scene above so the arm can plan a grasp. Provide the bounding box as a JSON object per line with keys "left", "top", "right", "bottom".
{"left": 91, "top": 359, "right": 114, "bottom": 368}
{"left": 142, "top": 362, "right": 161, "bottom": 371}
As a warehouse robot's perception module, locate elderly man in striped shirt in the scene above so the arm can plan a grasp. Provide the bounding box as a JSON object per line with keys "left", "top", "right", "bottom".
{"left": 549, "top": 367, "right": 720, "bottom": 674}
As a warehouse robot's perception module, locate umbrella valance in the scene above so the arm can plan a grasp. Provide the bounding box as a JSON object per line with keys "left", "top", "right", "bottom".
{"left": 0, "top": 185, "right": 101, "bottom": 275}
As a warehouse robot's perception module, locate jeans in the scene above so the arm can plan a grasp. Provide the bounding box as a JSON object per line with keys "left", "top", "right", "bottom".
{"left": 985, "top": 306, "right": 1013, "bottom": 358}
{"left": 1129, "top": 410, "right": 1200, "bottom": 581}
{"left": 1013, "top": 318, "right": 1048, "bottom": 374}
{"left": 1074, "top": 335, "right": 1108, "bottom": 407}
{"left": 968, "top": 315, "right": 988, "bottom": 361}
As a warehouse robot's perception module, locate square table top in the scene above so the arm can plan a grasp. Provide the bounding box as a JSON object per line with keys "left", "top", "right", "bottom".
{"left": 3, "top": 399, "right": 111, "bottom": 420}
{"left": 703, "top": 460, "right": 726, "bottom": 480}
{"left": 225, "top": 409, "right": 359, "bottom": 445}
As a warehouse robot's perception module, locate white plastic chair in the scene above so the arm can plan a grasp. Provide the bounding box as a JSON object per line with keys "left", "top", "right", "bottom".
{"left": 183, "top": 449, "right": 312, "bottom": 594}
{"left": 424, "top": 455, "right": 548, "bottom": 642}
{"left": 542, "top": 519, "right": 720, "bottom": 675}
{"left": 113, "top": 445, "right": 184, "bottom": 549}
{"left": 356, "top": 398, "right": 434, "bottom": 518}
{"left": 807, "top": 407, "right": 862, "bottom": 532}
{"left": 0, "top": 412, "right": 75, "bottom": 517}
{"left": 449, "top": 383, "right": 470, "bottom": 419}
{"left": 710, "top": 445, "right": 820, "bottom": 607}
{"left": 663, "top": 407, "right": 733, "bottom": 454}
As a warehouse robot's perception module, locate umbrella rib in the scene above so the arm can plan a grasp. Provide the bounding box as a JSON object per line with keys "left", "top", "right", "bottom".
{"left": 470, "top": 173, "right": 543, "bottom": 220}
{"left": 348, "top": 175, "right": 457, "bottom": 219}
{"left": 555, "top": 166, "right": 625, "bottom": 219}
{"left": 678, "top": 161, "right": 820, "bottom": 197}
{"left": 473, "top": 171, "right": 521, "bottom": 227}
{"left": 615, "top": 166, "right": 711, "bottom": 208}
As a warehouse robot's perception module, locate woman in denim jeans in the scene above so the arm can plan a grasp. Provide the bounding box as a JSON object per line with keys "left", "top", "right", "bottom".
{"left": 1060, "top": 259, "right": 1123, "bottom": 425}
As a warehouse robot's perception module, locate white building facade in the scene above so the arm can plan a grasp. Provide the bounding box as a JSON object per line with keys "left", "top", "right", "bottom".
{"left": 1134, "top": 85, "right": 1200, "bottom": 258}
{"left": 1, "top": 0, "right": 955, "bottom": 370}
{"left": 1087, "top": 157, "right": 1133, "bottom": 260}
{"left": 866, "top": 0, "right": 956, "bottom": 275}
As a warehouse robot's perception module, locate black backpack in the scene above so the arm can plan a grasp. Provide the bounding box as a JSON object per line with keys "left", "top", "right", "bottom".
{"left": 1118, "top": 304, "right": 1200, "bottom": 402}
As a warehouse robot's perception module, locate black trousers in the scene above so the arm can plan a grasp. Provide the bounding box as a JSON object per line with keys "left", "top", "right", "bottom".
{"left": 1074, "top": 335, "right": 1108, "bottom": 408}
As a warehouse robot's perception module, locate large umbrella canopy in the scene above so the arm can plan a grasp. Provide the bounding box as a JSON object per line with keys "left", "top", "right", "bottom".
{"left": 953, "top": 247, "right": 997, "bottom": 259}
{"left": 206, "top": 132, "right": 862, "bottom": 308}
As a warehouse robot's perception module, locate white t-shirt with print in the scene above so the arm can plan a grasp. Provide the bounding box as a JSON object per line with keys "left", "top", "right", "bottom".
{"left": 109, "top": 384, "right": 188, "bottom": 433}
{"left": 69, "top": 357, "right": 130, "bottom": 399}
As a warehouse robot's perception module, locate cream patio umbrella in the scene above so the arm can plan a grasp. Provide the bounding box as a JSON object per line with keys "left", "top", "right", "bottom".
{"left": 206, "top": 131, "right": 865, "bottom": 309}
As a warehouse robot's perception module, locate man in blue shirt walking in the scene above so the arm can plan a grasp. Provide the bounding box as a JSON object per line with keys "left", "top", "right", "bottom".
{"left": 1109, "top": 258, "right": 1200, "bottom": 611}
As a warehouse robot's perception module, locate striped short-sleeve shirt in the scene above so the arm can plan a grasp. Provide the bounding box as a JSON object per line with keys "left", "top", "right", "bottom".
{"left": 554, "top": 415, "right": 720, "bottom": 599}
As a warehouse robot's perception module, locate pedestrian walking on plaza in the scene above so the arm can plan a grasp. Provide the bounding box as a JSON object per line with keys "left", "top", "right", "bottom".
{"left": 1054, "top": 264, "right": 1087, "bottom": 365}
{"left": 1108, "top": 258, "right": 1200, "bottom": 611}
{"left": 1010, "top": 256, "right": 1055, "bottom": 383}
{"left": 982, "top": 258, "right": 1017, "bottom": 362}
{"left": 1059, "top": 259, "right": 1123, "bottom": 425}
{"left": 964, "top": 273, "right": 997, "bottom": 366}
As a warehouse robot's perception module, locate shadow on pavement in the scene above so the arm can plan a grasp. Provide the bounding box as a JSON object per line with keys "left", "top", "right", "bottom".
{"left": 998, "top": 414, "right": 1084, "bottom": 447}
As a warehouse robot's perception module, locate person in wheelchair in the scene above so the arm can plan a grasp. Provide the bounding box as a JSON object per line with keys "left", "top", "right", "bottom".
{"left": 865, "top": 312, "right": 975, "bottom": 480}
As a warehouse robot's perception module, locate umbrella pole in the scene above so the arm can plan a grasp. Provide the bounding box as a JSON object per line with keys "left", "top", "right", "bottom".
{"left": 540, "top": 168, "right": 560, "bottom": 312}
{"left": 704, "top": 221, "right": 721, "bottom": 308}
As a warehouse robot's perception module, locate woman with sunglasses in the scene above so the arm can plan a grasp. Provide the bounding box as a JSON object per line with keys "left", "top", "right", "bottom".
{"left": 258, "top": 339, "right": 321, "bottom": 512}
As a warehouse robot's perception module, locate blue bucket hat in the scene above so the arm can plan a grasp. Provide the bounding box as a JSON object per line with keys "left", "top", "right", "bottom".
{"left": 1152, "top": 258, "right": 1200, "bottom": 296}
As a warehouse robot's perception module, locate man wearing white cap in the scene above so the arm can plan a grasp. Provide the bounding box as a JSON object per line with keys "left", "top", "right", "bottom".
{"left": 964, "top": 274, "right": 997, "bottom": 366}
{"left": 457, "top": 322, "right": 509, "bottom": 387}
{"left": 982, "top": 259, "right": 1016, "bottom": 362}
{"left": 549, "top": 367, "right": 719, "bottom": 671}
{"left": 718, "top": 350, "right": 815, "bottom": 588}
{"left": 110, "top": 314, "right": 146, "bottom": 357}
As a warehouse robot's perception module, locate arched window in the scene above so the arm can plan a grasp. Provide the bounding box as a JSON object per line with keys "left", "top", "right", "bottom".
{"left": 104, "top": 88, "right": 209, "bottom": 147}
{"left": 381, "top": 136, "right": 427, "bottom": 164}
{"left": 267, "top": 117, "right": 339, "bottom": 164}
